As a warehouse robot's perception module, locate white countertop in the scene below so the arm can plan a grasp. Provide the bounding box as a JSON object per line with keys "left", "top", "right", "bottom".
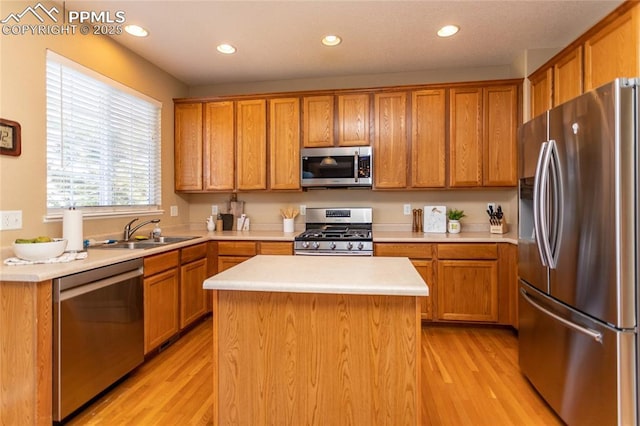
{"left": 203, "top": 255, "right": 429, "bottom": 296}
{"left": 0, "top": 227, "right": 516, "bottom": 282}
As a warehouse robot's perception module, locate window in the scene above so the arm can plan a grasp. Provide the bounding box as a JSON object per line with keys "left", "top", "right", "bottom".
{"left": 46, "top": 50, "right": 161, "bottom": 217}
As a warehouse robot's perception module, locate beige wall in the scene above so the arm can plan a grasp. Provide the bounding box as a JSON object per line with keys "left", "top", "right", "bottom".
{"left": 0, "top": 1, "right": 189, "bottom": 246}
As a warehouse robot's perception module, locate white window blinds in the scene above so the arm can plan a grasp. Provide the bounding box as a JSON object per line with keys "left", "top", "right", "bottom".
{"left": 46, "top": 50, "right": 161, "bottom": 213}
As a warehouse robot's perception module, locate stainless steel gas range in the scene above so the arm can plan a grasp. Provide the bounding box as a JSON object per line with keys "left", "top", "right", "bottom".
{"left": 294, "top": 207, "right": 373, "bottom": 256}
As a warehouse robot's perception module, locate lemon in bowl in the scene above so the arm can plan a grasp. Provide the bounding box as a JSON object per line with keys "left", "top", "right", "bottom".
{"left": 12, "top": 237, "right": 68, "bottom": 261}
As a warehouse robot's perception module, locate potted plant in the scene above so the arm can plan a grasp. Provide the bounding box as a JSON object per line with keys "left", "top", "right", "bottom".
{"left": 447, "top": 208, "right": 466, "bottom": 234}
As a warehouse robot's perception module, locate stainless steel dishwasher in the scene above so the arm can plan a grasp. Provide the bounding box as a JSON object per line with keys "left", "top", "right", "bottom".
{"left": 53, "top": 258, "right": 144, "bottom": 422}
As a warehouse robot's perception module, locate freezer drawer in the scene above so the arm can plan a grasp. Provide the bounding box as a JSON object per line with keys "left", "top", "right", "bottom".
{"left": 518, "top": 281, "right": 637, "bottom": 426}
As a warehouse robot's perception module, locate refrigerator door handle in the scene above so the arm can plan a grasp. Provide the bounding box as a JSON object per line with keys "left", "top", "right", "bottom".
{"left": 533, "top": 141, "right": 549, "bottom": 266}
{"left": 520, "top": 287, "right": 603, "bottom": 343}
{"left": 537, "top": 139, "right": 557, "bottom": 269}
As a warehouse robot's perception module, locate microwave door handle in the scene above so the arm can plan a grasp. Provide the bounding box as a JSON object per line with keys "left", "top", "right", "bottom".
{"left": 354, "top": 151, "right": 359, "bottom": 182}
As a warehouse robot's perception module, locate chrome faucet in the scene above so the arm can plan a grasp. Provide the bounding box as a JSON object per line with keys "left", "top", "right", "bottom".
{"left": 123, "top": 218, "right": 160, "bottom": 241}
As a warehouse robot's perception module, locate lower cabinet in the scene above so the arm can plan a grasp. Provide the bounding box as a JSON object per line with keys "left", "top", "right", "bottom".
{"left": 374, "top": 241, "right": 517, "bottom": 326}
{"left": 435, "top": 243, "right": 500, "bottom": 323}
{"left": 180, "top": 243, "right": 208, "bottom": 330}
{"left": 374, "top": 243, "right": 434, "bottom": 320}
{"left": 217, "top": 240, "right": 293, "bottom": 271}
{"left": 144, "top": 250, "right": 180, "bottom": 354}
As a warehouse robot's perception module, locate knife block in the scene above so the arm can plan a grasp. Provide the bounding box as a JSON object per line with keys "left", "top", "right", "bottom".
{"left": 490, "top": 222, "right": 508, "bottom": 234}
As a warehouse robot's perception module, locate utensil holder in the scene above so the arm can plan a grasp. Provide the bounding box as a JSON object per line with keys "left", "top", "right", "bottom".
{"left": 490, "top": 222, "right": 508, "bottom": 234}
{"left": 283, "top": 218, "right": 295, "bottom": 233}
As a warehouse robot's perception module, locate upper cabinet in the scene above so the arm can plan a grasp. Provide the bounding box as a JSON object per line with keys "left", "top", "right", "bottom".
{"left": 585, "top": 5, "right": 639, "bottom": 90}
{"left": 529, "top": 2, "right": 640, "bottom": 114}
{"left": 236, "top": 99, "right": 267, "bottom": 190}
{"left": 203, "top": 101, "right": 235, "bottom": 191}
{"left": 450, "top": 85, "right": 518, "bottom": 188}
{"left": 174, "top": 103, "right": 203, "bottom": 191}
{"left": 269, "top": 98, "right": 301, "bottom": 190}
{"left": 411, "top": 89, "right": 446, "bottom": 188}
{"left": 373, "top": 92, "right": 407, "bottom": 189}
{"left": 337, "top": 94, "right": 370, "bottom": 146}
{"left": 303, "top": 96, "right": 334, "bottom": 147}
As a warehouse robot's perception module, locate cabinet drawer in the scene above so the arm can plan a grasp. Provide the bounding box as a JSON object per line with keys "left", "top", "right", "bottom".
{"left": 181, "top": 242, "right": 207, "bottom": 264}
{"left": 259, "top": 242, "right": 293, "bottom": 255}
{"left": 374, "top": 243, "right": 433, "bottom": 259}
{"left": 437, "top": 243, "right": 498, "bottom": 260}
{"left": 218, "top": 241, "right": 257, "bottom": 256}
{"left": 144, "top": 250, "right": 180, "bottom": 276}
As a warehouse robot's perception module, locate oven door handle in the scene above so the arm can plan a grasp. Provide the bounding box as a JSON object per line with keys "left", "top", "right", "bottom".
{"left": 59, "top": 268, "right": 143, "bottom": 301}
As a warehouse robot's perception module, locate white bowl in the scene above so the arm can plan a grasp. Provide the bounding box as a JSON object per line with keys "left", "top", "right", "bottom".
{"left": 12, "top": 239, "right": 68, "bottom": 261}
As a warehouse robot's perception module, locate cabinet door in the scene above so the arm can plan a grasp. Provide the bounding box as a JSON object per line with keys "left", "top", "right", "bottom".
{"left": 584, "top": 6, "right": 639, "bottom": 91}
{"left": 204, "top": 101, "right": 235, "bottom": 191}
{"left": 374, "top": 92, "right": 408, "bottom": 188}
{"left": 411, "top": 89, "right": 446, "bottom": 188}
{"left": 411, "top": 259, "right": 434, "bottom": 321}
{"left": 303, "top": 96, "right": 334, "bottom": 147}
{"left": 554, "top": 46, "right": 583, "bottom": 106}
{"left": 218, "top": 256, "right": 252, "bottom": 272}
{"left": 269, "top": 98, "right": 301, "bottom": 190}
{"left": 449, "top": 88, "right": 482, "bottom": 187}
{"left": 236, "top": 100, "right": 267, "bottom": 190}
{"left": 529, "top": 67, "right": 552, "bottom": 118}
{"left": 144, "top": 268, "right": 179, "bottom": 353}
{"left": 338, "top": 94, "right": 370, "bottom": 146}
{"left": 483, "top": 85, "right": 518, "bottom": 187}
{"left": 436, "top": 259, "right": 498, "bottom": 322}
{"left": 258, "top": 241, "right": 293, "bottom": 255}
{"left": 174, "top": 103, "right": 203, "bottom": 191}
{"left": 180, "top": 258, "right": 208, "bottom": 329}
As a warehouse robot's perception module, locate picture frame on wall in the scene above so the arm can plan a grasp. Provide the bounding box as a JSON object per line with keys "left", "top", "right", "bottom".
{"left": 0, "top": 118, "right": 21, "bottom": 156}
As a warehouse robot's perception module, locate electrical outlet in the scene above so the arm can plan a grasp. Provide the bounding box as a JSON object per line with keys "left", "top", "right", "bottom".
{"left": 487, "top": 202, "right": 496, "bottom": 212}
{"left": 299, "top": 205, "right": 306, "bottom": 216}
{"left": 211, "top": 205, "right": 218, "bottom": 215}
{"left": 170, "top": 205, "right": 178, "bottom": 217}
{"left": 0, "top": 210, "right": 22, "bottom": 230}
{"left": 403, "top": 204, "right": 412, "bottom": 215}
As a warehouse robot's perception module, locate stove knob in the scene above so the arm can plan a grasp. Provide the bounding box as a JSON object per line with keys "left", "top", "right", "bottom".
{"left": 330, "top": 242, "right": 336, "bottom": 250}
{"left": 302, "top": 241, "right": 310, "bottom": 249}
{"left": 346, "top": 242, "right": 353, "bottom": 250}
{"left": 312, "top": 241, "right": 320, "bottom": 249}
{"left": 357, "top": 242, "right": 364, "bottom": 250}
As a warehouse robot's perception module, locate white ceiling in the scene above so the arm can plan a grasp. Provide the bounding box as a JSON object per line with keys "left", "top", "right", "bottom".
{"left": 67, "top": 0, "right": 624, "bottom": 87}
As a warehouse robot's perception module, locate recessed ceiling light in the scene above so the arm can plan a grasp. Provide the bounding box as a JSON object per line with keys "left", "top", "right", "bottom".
{"left": 216, "top": 43, "right": 237, "bottom": 54}
{"left": 124, "top": 24, "right": 148, "bottom": 37}
{"left": 321, "top": 35, "right": 342, "bottom": 46}
{"left": 437, "top": 25, "right": 459, "bottom": 38}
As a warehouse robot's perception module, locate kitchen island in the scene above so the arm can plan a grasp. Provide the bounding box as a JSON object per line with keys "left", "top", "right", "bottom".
{"left": 203, "top": 255, "right": 428, "bottom": 426}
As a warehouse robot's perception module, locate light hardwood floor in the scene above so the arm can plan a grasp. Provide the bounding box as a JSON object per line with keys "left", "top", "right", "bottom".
{"left": 67, "top": 317, "right": 563, "bottom": 425}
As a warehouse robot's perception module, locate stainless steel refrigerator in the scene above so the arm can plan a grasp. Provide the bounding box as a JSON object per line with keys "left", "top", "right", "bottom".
{"left": 518, "top": 78, "right": 638, "bottom": 426}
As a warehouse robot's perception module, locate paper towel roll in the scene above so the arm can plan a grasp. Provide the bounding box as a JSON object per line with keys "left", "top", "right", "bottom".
{"left": 63, "top": 209, "right": 84, "bottom": 252}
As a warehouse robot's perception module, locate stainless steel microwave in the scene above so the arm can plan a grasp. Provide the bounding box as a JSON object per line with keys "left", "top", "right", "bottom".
{"left": 301, "top": 146, "right": 372, "bottom": 188}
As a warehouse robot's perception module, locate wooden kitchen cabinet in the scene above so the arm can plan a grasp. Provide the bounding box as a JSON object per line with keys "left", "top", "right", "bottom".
{"left": 373, "top": 92, "right": 408, "bottom": 188}
{"left": 450, "top": 85, "right": 518, "bottom": 187}
{"left": 144, "top": 250, "right": 180, "bottom": 354}
{"left": 174, "top": 103, "right": 203, "bottom": 191}
{"left": 258, "top": 241, "right": 293, "bottom": 255}
{"left": 179, "top": 243, "right": 208, "bottom": 330}
{"left": 236, "top": 99, "right": 267, "bottom": 190}
{"left": 411, "top": 89, "right": 446, "bottom": 188}
{"left": 436, "top": 244, "right": 498, "bottom": 322}
{"left": 483, "top": 85, "right": 518, "bottom": 186}
{"left": 303, "top": 95, "right": 334, "bottom": 147}
{"left": 529, "top": 67, "right": 552, "bottom": 119}
{"left": 553, "top": 46, "right": 583, "bottom": 106}
{"left": 449, "top": 87, "right": 482, "bottom": 187}
{"left": 269, "top": 98, "right": 300, "bottom": 190}
{"left": 584, "top": 4, "right": 639, "bottom": 91}
{"left": 204, "top": 101, "right": 235, "bottom": 191}
{"left": 337, "top": 93, "right": 370, "bottom": 146}
{"left": 217, "top": 241, "right": 258, "bottom": 271}
{"left": 374, "top": 243, "right": 434, "bottom": 320}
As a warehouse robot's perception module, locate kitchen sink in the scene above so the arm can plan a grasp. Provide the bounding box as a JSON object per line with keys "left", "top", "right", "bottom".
{"left": 95, "top": 236, "right": 199, "bottom": 250}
